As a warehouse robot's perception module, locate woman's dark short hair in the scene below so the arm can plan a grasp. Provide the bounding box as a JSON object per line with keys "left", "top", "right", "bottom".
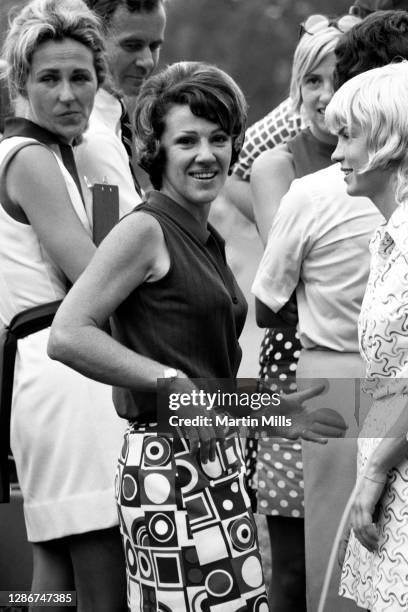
{"left": 133, "top": 61, "right": 248, "bottom": 190}
{"left": 334, "top": 10, "right": 408, "bottom": 89}
{"left": 2, "top": 0, "right": 106, "bottom": 100}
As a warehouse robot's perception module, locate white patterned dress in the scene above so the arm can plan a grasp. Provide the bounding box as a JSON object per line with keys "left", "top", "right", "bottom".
{"left": 340, "top": 204, "right": 408, "bottom": 611}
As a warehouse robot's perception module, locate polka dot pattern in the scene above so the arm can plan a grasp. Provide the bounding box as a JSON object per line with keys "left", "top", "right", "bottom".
{"left": 245, "top": 327, "right": 304, "bottom": 517}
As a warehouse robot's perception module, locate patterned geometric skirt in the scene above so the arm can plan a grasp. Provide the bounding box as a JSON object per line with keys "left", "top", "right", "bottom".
{"left": 116, "top": 423, "right": 268, "bottom": 612}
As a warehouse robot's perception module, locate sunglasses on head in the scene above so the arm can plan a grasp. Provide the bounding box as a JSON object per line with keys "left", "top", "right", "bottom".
{"left": 299, "top": 14, "right": 362, "bottom": 38}
{"left": 348, "top": 4, "right": 378, "bottom": 17}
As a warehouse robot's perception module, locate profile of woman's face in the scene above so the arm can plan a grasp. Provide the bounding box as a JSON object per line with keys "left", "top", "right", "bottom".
{"left": 332, "top": 126, "right": 396, "bottom": 202}
{"left": 25, "top": 37, "right": 98, "bottom": 144}
{"left": 159, "top": 104, "right": 233, "bottom": 218}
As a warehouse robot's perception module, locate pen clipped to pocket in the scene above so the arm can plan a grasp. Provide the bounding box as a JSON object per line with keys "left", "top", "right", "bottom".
{"left": 92, "top": 183, "right": 119, "bottom": 246}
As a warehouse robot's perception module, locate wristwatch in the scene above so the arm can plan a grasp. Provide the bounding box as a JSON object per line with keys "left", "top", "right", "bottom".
{"left": 163, "top": 368, "right": 178, "bottom": 383}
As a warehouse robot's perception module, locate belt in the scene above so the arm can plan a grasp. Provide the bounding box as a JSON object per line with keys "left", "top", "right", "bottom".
{"left": 0, "top": 300, "right": 61, "bottom": 503}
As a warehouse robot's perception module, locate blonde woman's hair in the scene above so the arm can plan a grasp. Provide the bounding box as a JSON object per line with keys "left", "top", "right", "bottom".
{"left": 1, "top": 0, "right": 106, "bottom": 100}
{"left": 325, "top": 60, "right": 408, "bottom": 205}
{"left": 289, "top": 27, "right": 342, "bottom": 113}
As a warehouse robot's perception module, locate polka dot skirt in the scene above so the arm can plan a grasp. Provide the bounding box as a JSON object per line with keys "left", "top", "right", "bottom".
{"left": 245, "top": 327, "right": 304, "bottom": 518}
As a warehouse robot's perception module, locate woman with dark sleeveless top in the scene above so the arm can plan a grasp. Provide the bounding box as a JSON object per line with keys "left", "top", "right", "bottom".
{"left": 48, "top": 62, "right": 346, "bottom": 611}
{"left": 247, "top": 20, "right": 344, "bottom": 612}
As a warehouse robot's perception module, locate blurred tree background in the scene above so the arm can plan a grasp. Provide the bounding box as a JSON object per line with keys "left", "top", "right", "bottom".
{"left": 1, "top": 0, "right": 351, "bottom": 129}
{"left": 160, "top": 0, "right": 351, "bottom": 124}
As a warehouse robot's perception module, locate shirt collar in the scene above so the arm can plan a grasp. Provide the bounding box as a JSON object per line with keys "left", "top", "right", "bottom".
{"left": 3, "top": 117, "right": 63, "bottom": 146}
{"left": 147, "top": 190, "right": 211, "bottom": 244}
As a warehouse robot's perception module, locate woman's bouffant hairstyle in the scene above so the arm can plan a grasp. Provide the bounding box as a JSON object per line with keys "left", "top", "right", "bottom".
{"left": 133, "top": 61, "right": 248, "bottom": 190}
{"left": 289, "top": 26, "right": 343, "bottom": 113}
{"left": 1, "top": 0, "right": 106, "bottom": 100}
{"left": 325, "top": 61, "right": 408, "bottom": 205}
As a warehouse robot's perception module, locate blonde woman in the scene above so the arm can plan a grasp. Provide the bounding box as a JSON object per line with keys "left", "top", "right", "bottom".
{"left": 327, "top": 60, "right": 408, "bottom": 612}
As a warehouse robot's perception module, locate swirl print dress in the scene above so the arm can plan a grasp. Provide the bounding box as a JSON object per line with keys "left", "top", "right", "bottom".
{"left": 340, "top": 204, "right": 408, "bottom": 611}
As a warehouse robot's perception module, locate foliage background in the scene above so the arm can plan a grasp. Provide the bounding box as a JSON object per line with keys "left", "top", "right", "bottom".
{"left": 1, "top": 0, "right": 351, "bottom": 128}
{"left": 160, "top": 0, "right": 351, "bottom": 123}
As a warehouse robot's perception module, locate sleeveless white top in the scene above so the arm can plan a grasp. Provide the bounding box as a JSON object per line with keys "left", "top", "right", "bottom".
{"left": 0, "top": 136, "right": 125, "bottom": 542}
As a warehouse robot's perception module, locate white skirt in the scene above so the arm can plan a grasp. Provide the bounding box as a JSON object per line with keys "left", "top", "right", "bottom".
{"left": 10, "top": 328, "right": 126, "bottom": 542}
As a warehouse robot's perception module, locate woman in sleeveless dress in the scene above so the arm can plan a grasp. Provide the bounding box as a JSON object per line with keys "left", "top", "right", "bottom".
{"left": 0, "top": 1, "right": 127, "bottom": 609}
{"left": 48, "top": 61, "right": 346, "bottom": 612}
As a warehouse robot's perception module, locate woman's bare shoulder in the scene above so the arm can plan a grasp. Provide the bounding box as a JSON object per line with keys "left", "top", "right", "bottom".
{"left": 251, "top": 144, "right": 295, "bottom": 187}
{"left": 252, "top": 143, "right": 294, "bottom": 174}
{"left": 118, "top": 209, "right": 164, "bottom": 243}
{"left": 102, "top": 209, "right": 166, "bottom": 267}
{"left": 7, "top": 140, "right": 57, "bottom": 176}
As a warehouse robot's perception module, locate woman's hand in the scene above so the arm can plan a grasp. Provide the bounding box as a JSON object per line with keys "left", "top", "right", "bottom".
{"left": 167, "top": 375, "right": 227, "bottom": 464}
{"left": 350, "top": 470, "right": 387, "bottom": 552}
{"left": 279, "top": 385, "right": 348, "bottom": 443}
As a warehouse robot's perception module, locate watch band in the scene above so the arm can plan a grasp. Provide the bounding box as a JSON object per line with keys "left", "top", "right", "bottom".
{"left": 163, "top": 368, "right": 178, "bottom": 382}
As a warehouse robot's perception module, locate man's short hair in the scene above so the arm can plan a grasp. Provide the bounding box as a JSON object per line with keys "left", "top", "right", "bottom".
{"left": 86, "top": 0, "right": 163, "bottom": 29}
{"left": 334, "top": 10, "right": 408, "bottom": 88}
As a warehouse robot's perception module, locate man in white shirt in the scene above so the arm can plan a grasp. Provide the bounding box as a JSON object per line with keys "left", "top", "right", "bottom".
{"left": 76, "top": 0, "right": 166, "bottom": 216}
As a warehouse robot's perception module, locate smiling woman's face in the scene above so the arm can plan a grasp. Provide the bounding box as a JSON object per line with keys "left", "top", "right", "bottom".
{"left": 25, "top": 37, "right": 98, "bottom": 144}
{"left": 301, "top": 52, "right": 337, "bottom": 144}
{"left": 332, "top": 126, "right": 397, "bottom": 202}
{"left": 160, "top": 104, "right": 233, "bottom": 219}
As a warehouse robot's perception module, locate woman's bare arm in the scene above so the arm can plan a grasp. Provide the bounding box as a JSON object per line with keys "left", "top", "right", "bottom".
{"left": 7, "top": 145, "right": 96, "bottom": 282}
{"left": 255, "top": 297, "right": 298, "bottom": 328}
{"left": 351, "top": 397, "right": 408, "bottom": 551}
{"left": 48, "top": 211, "right": 170, "bottom": 389}
{"left": 251, "top": 144, "right": 295, "bottom": 245}
{"left": 48, "top": 212, "right": 222, "bottom": 463}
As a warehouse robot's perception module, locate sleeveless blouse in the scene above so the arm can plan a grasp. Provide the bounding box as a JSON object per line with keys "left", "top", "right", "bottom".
{"left": 112, "top": 190, "right": 247, "bottom": 421}
{"left": 286, "top": 127, "right": 334, "bottom": 176}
